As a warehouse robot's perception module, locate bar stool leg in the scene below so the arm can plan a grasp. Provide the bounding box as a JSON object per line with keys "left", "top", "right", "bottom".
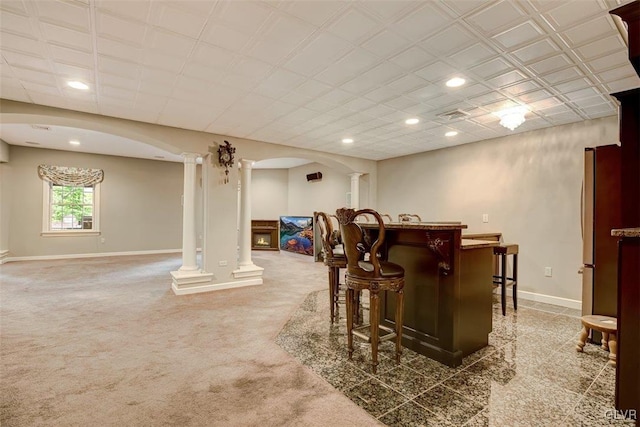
{"left": 501, "top": 253, "right": 507, "bottom": 316}
{"left": 576, "top": 325, "right": 589, "bottom": 352}
{"left": 608, "top": 333, "right": 617, "bottom": 366}
{"left": 395, "top": 289, "right": 404, "bottom": 363}
{"left": 513, "top": 253, "right": 518, "bottom": 311}
{"left": 329, "top": 268, "right": 336, "bottom": 323}
{"left": 346, "top": 288, "right": 354, "bottom": 359}
{"left": 370, "top": 289, "right": 380, "bottom": 374}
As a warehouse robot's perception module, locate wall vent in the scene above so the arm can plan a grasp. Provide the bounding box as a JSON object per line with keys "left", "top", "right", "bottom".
{"left": 437, "top": 109, "right": 470, "bottom": 120}
{"left": 31, "top": 124, "right": 51, "bottom": 131}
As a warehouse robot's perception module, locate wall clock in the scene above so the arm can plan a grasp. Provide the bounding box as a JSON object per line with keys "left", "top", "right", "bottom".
{"left": 217, "top": 140, "right": 235, "bottom": 183}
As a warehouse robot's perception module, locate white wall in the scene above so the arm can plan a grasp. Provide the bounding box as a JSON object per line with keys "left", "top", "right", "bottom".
{"left": 6, "top": 145, "right": 187, "bottom": 258}
{"left": 251, "top": 169, "right": 288, "bottom": 220}
{"left": 287, "top": 162, "right": 351, "bottom": 217}
{"left": 377, "top": 116, "right": 619, "bottom": 302}
{"left": 0, "top": 161, "right": 9, "bottom": 257}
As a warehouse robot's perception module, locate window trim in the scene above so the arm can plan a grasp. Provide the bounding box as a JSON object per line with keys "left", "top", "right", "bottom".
{"left": 41, "top": 181, "right": 101, "bottom": 236}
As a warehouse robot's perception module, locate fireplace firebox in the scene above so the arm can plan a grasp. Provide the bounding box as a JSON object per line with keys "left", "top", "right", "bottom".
{"left": 251, "top": 220, "right": 279, "bottom": 251}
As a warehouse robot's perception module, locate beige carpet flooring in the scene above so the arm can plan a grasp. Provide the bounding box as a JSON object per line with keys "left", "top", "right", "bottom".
{"left": 0, "top": 251, "right": 382, "bottom": 426}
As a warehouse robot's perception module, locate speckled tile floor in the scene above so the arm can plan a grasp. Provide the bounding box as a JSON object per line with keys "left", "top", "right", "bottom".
{"left": 276, "top": 291, "right": 637, "bottom": 426}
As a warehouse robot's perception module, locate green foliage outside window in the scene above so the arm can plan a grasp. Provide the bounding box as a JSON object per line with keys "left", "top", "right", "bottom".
{"left": 51, "top": 184, "right": 94, "bottom": 229}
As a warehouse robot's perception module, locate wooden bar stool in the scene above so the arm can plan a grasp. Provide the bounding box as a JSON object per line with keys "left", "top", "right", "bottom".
{"left": 314, "top": 212, "right": 347, "bottom": 324}
{"left": 336, "top": 207, "right": 405, "bottom": 374}
{"left": 576, "top": 315, "right": 617, "bottom": 366}
{"left": 493, "top": 244, "right": 518, "bottom": 316}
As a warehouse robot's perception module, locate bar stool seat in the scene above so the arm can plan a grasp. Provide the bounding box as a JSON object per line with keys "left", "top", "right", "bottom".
{"left": 576, "top": 315, "right": 617, "bottom": 366}
{"left": 493, "top": 243, "right": 518, "bottom": 316}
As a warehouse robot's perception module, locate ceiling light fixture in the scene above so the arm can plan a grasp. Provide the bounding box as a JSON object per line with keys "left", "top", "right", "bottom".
{"left": 69, "top": 140, "right": 80, "bottom": 146}
{"left": 446, "top": 77, "right": 466, "bottom": 87}
{"left": 445, "top": 131, "right": 458, "bottom": 137}
{"left": 495, "top": 106, "right": 528, "bottom": 131}
{"left": 405, "top": 118, "right": 420, "bottom": 125}
{"left": 67, "top": 81, "right": 89, "bottom": 90}
{"left": 342, "top": 138, "right": 354, "bottom": 143}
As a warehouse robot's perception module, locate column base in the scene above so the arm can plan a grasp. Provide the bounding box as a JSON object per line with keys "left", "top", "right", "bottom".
{"left": 233, "top": 263, "right": 265, "bottom": 280}
{"left": 170, "top": 270, "right": 214, "bottom": 295}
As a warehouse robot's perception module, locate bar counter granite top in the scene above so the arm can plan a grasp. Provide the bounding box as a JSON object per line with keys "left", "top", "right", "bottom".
{"left": 360, "top": 221, "right": 467, "bottom": 230}
{"left": 611, "top": 227, "right": 640, "bottom": 237}
{"left": 461, "top": 239, "right": 500, "bottom": 250}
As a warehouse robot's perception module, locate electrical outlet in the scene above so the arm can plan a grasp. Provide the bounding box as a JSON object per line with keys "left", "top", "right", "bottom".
{"left": 218, "top": 260, "right": 227, "bottom": 267}
{"left": 545, "top": 267, "right": 552, "bottom": 277}
{"left": 482, "top": 214, "right": 489, "bottom": 223}
{"left": 100, "top": 237, "right": 105, "bottom": 244}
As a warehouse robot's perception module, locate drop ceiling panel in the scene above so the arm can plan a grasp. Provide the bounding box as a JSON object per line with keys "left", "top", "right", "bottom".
{"left": 465, "top": 0, "right": 527, "bottom": 34}
{"left": 393, "top": 2, "right": 451, "bottom": 40}
{"left": 1, "top": 32, "right": 47, "bottom": 58}
{"left": 389, "top": 46, "right": 434, "bottom": 71}
{"left": 150, "top": 2, "right": 208, "bottom": 39}
{"left": 327, "top": 8, "right": 380, "bottom": 43}
{"left": 96, "top": 11, "right": 147, "bottom": 44}
{"left": 544, "top": 0, "right": 608, "bottom": 29}
{"left": 35, "top": 0, "right": 90, "bottom": 31}
{"left": 40, "top": 22, "right": 92, "bottom": 51}
{"left": 96, "top": 0, "right": 152, "bottom": 23}
{"left": 562, "top": 15, "right": 617, "bottom": 45}
{"left": 0, "top": 10, "right": 36, "bottom": 37}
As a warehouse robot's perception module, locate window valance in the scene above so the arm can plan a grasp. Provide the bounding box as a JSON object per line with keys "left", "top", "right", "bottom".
{"left": 37, "top": 164, "right": 104, "bottom": 186}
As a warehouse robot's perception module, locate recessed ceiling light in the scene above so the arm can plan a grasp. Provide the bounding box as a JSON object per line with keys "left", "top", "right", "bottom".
{"left": 342, "top": 138, "right": 354, "bottom": 143}
{"left": 67, "top": 81, "right": 89, "bottom": 90}
{"left": 69, "top": 140, "right": 80, "bottom": 146}
{"left": 405, "top": 118, "right": 420, "bottom": 125}
{"left": 446, "top": 77, "right": 466, "bottom": 87}
{"left": 154, "top": 155, "right": 165, "bottom": 159}
{"left": 445, "top": 131, "right": 458, "bottom": 137}
{"left": 25, "top": 141, "right": 41, "bottom": 145}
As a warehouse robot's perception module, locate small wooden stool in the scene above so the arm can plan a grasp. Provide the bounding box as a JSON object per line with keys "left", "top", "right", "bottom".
{"left": 576, "top": 315, "right": 617, "bottom": 366}
{"left": 492, "top": 244, "right": 518, "bottom": 316}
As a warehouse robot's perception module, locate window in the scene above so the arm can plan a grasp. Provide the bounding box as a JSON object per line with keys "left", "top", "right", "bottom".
{"left": 38, "top": 164, "right": 103, "bottom": 236}
{"left": 45, "top": 182, "right": 100, "bottom": 231}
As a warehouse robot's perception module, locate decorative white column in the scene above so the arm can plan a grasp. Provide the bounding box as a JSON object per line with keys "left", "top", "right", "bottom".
{"left": 238, "top": 159, "right": 253, "bottom": 267}
{"left": 233, "top": 159, "right": 264, "bottom": 280}
{"left": 180, "top": 153, "right": 198, "bottom": 271}
{"left": 171, "top": 152, "right": 213, "bottom": 294}
{"left": 350, "top": 173, "right": 363, "bottom": 209}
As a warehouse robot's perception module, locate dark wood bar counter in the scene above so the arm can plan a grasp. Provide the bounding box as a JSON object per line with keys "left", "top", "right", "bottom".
{"left": 362, "top": 222, "right": 498, "bottom": 367}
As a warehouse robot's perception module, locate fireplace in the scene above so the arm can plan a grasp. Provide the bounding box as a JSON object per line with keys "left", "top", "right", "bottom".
{"left": 251, "top": 220, "right": 279, "bottom": 251}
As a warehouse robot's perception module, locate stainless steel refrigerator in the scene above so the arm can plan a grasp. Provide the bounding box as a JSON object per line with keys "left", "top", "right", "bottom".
{"left": 581, "top": 145, "right": 621, "bottom": 340}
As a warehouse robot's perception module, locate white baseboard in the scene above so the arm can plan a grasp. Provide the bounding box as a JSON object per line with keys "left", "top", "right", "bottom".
{"left": 0, "top": 250, "right": 8, "bottom": 265}
{"left": 5, "top": 249, "right": 182, "bottom": 263}
{"left": 518, "top": 290, "right": 581, "bottom": 310}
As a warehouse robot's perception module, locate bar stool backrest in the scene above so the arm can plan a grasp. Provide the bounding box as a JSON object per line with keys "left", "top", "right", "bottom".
{"left": 336, "top": 208, "right": 386, "bottom": 279}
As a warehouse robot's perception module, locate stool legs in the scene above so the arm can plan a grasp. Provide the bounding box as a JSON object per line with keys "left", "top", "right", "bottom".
{"left": 513, "top": 253, "right": 518, "bottom": 311}
{"left": 601, "top": 332, "right": 609, "bottom": 351}
{"left": 576, "top": 323, "right": 617, "bottom": 366}
{"left": 576, "top": 325, "right": 589, "bottom": 352}
{"left": 501, "top": 253, "right": 507, "bottom": 316}
{"left": 608, "top": 333, "right": 617, "bottom": 366}
{"left": 328, "top": 267, "right": 339, "bottom": 323}
{"left": 370, "top": 289, "right": 380, "bottom": 374}
{"left": 346, "top": 288, "right": 355, "bottom": 359}
{"left": 395, "top": 290, "right": 404, "bottom": 363}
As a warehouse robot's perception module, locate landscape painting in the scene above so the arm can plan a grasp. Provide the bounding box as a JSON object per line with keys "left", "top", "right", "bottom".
{"left": 279, "top": 216, "right": 314, "bottom": 256}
